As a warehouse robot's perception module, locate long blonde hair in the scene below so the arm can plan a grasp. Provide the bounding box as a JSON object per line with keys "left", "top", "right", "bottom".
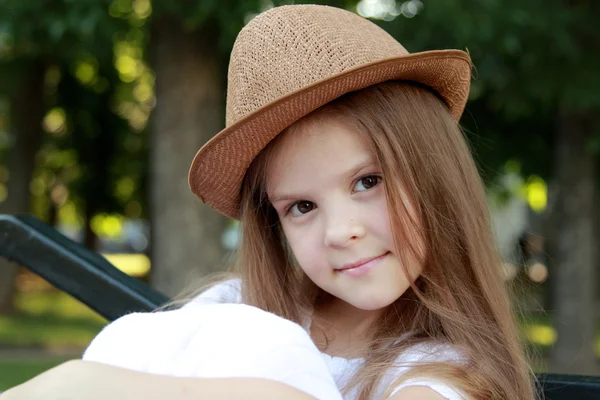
{"left": 216, "top": 81, "right": 536, "bottom": 399}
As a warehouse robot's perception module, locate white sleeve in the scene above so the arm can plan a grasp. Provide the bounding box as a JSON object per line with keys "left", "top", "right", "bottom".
{"left": 82, "top": 304, "right": 343, "bottom": 400}
{"left": 82, "top": 312, "right": 152, "bottom": 370}
{"left": 83, "top": 278, "right": 243, "bottom": 367}
{"left": 81, "top": 308, "right": 217, "bottom": 371}
{"left": 389, "top": 378, "right": 468, "bottom": 399}
{"left": 175, "top": 303, "right": 343, "bottom": 400}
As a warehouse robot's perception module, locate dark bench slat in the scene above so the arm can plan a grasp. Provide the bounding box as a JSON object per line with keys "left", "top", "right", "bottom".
{"left": 537, "top": 373, "right": 600, "bottom": 399}
{"left": 0, "top": 214, "right": 168, "bottom": 321}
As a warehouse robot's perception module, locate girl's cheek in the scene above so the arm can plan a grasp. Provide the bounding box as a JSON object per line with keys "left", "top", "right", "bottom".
{"left": 365, "top": 197, "right": 393, "bottom": 243}
{"left": 287, "top": 230, "right": 323, "bottom": 276}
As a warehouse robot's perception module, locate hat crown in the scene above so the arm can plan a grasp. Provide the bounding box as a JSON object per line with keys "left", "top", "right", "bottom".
{"left": 226, "top": 5, "right": 408, "bottom": 126}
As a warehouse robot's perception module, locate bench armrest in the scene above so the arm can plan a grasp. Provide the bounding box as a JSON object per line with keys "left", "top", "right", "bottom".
{"left": 0, "top": 214, "right": 169, "bottom": 321}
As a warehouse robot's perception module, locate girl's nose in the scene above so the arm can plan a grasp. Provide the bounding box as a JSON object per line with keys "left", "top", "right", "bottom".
{"left": 324, "top": 219, "right": 366, "bottom": 248}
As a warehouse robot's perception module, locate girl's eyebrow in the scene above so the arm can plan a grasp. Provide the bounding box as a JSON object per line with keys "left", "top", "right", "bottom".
{"left": 269, "top": 193, "right": 298, "bottom": 204}
{"left": 347, "top": 157, "right": 377, "bottom": 179}
{"left": 269, "top": 157, "right": 377, "bottom": 204}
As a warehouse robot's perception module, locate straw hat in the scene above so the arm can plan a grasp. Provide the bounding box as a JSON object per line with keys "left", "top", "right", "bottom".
{"left": 189, "top": 4, "right": 472, "bottom": 219}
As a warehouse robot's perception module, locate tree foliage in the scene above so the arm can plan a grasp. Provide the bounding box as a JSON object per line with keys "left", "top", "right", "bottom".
{"left": 378, "top": 0, "right": 599, "bottom": 180}
{"left": 0, "top": 0, "right": 149, "bottom": 231}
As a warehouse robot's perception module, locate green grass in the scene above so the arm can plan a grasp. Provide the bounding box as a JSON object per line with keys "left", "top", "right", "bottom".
{"left": 0, "top": 357, "right": 70, "bottom": 391}
{"left": 0, "top": 289, "right": 106, "bottom": 350}
{"left": 0, "top": 288, "right": 107, "bottom": 391}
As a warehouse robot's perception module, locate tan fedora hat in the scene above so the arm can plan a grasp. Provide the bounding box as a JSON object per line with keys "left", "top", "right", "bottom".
{"left": 189, "top": 4, "right": 472, "bottom": 219}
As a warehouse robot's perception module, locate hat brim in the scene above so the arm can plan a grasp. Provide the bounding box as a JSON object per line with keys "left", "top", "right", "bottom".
{"left": 189, "top": 49, "right": 472, "bottom": 219}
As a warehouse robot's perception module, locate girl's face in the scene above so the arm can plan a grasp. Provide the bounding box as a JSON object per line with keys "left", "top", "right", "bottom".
{"left": 266, "top": 116, "right": 422, "bottom": 312}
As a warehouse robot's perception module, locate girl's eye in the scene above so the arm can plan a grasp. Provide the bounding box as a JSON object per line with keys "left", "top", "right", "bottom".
{"left": 354, "top": 175, "right": 382, "bottom": 192}
{"left": 289, "top": 201, "right": 315, "bottom": 216}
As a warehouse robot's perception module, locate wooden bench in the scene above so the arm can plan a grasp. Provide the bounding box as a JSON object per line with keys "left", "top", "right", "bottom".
{"left": 1, "top": 214, "right": 599, "bottom": 399}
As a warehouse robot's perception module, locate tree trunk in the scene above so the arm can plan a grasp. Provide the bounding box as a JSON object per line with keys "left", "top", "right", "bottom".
{"left": 548, "top": 110, "right": 598, "bottom": 375}
{"left": 0, "top": 59, "right": 46, "bottom": 313}
{"left": 149, "top": 18, "right": 228, "bottom": 297}
{"left": 83, "top": 206, "right": 98, "bottom": 250}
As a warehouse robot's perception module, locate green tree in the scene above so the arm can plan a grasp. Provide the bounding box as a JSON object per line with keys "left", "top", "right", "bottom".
{"left": 0, "top": 59, "right": 46, "bottom": 314}
{"left": 0, "top": 0, "right": 130, "bottom": 310}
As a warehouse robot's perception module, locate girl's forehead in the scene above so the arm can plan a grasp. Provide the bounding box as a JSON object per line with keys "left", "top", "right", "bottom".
{"left": 265, "top": 117, "right": 375, "bottom": 192}
{"left": 277, "top": 114, "right": 367, "bottom": 157}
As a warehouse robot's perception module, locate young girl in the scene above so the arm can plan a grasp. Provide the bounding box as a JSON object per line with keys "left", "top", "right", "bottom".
{"left": 2, "top": 4, "right": 536, "bottom": 400}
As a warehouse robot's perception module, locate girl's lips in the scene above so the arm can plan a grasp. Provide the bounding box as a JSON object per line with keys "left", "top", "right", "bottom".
{"left": 337, "top": 252, "right": 389, "bottom": 277}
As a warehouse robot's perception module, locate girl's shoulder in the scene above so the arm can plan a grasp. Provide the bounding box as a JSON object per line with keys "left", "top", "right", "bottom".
{"left": 395, "top": 341, "right": 465, "bottom": 365}
{"left": 384, "top": 341, "right": 468, "bottom": 400}
{"left": 182, "top": 278, "right": 243, "bottom": 308}
{"left": 329, "top": 341, "right": 468, "bottom": 399}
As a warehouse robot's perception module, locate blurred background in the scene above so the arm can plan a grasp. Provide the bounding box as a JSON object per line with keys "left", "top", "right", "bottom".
{"left": 0, "top": 0, "right": 598, "bottom": 391}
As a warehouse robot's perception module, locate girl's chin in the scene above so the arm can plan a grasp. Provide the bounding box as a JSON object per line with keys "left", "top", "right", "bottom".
{"left": 349, "top": 300, "right": 396, "bottom": 312}
{"left": 331, "top": 286, "right": 407, "bottom": 312}
{"left": 316, "top": 284, "right": 406, "bottom": 312}
{"left": 335, "top": 295, "right": 399, "bottom": 313}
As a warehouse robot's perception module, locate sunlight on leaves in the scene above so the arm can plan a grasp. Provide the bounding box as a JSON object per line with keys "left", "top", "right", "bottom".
{"left": 74, "top": 58, "right": 99, "bottom": 85}
{"left": 132, "top": 0, "right": 152, "bottom": 19}
{"left": 109, "top": 0, "right": 133, "bottom": 18}
{"left": 58, "top": 201, "right": 84, "bottom": 227}
{"left": 42, "top": 108, "right": 67, "bottom": 136}
{"left": 114, "top": 41, "right": 141, "bottom": 82}
{"left": 91, "top": 213, "right": 124, "bottom": 239}
{"left": 133, "top": 82, "right": 152, "bottom": 103}
{"left": 115, "top": 176, "right": 135, "bottom": 202}
{"left": 102, "top": 253, "right": 151, "bottom": 276}
{"left": 29, "top": 176, "right": 47, "bottom": 197}
{"left": 115, "top": 54, "right": 137, "bottom": 82}
{"left": 42, "top": 149, "right": 78, "bottom": 169}
{"left": 525, "top": 324, "right": 556, "bottom": 346}
{"left": 524, "top": 176, "right": 547, "bottom": 212}
{"left": 357, "top": 0, "right": 423, "bottom": 21}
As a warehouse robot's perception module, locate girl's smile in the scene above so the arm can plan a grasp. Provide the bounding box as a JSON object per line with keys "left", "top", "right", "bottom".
{"left": 335, "top": 251, "right": 390, "bottom": 277}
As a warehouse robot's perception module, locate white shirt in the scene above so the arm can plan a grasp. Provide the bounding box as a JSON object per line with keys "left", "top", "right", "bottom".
{"left": 83, "top": 280, "right": 467, "bottom": 399}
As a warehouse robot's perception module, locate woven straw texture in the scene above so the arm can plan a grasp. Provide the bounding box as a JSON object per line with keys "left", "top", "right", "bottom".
{"left": 189, "top": 5, "right": 472, "bottom": 219}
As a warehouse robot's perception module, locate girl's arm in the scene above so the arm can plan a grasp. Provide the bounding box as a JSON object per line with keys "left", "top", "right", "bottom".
{"left": 1, "top": 360, "right": 317, "bottom": 400}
